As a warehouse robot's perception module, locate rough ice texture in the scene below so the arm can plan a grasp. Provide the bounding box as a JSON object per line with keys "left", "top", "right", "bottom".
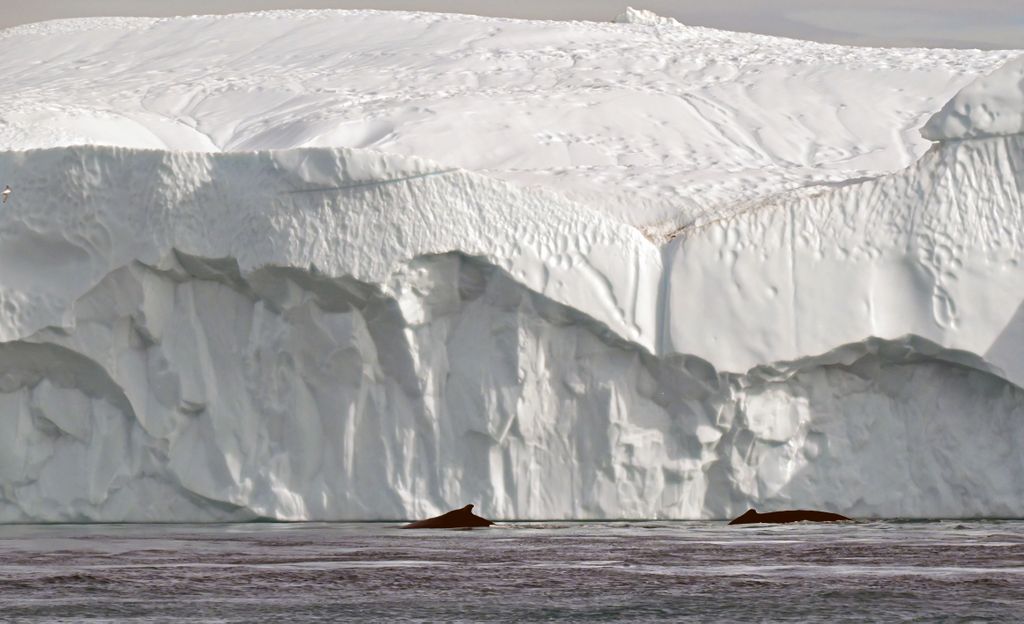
{"left": 0, "top": 147, "right": 659, "bottom": 350}
{"left": 922, "top": 55, "right": 1024, "bottom": 141}
{"left": 1, "top": 132, "right": 1021, "bottom": 521}
{"left": 0, "top": 13, "right": 1022, "bottom": 521}
{"left": 667, "top": 135, "right": 1024, "bottom": 387}
{"left": 0, "top": 10, "right": 1016, "bottom": 239}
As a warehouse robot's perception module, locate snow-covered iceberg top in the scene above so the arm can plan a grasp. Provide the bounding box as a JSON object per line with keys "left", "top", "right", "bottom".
{"left": 922, "top": 55, "right": 1024, "bottom": 141}
{"left": 613, "top": 7, "right": 679, "bottom": 27}
{"left": 0, "top": 9, "right": 1014, "bottom": 237}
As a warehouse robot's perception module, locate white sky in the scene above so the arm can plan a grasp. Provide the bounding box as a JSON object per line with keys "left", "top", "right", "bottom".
{"left": 1, "top": 1, "right": 1023, "bottom": 48}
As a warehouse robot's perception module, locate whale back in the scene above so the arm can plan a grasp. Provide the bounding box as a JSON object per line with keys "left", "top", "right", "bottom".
{"left": 729, "top": 508, "right": 851, "bottom": 525}
{"left": 402, "top": 504, "right": 495, "bottom": 529}
{"left": 728, "top": 509, "right": 760, "bottom": 525}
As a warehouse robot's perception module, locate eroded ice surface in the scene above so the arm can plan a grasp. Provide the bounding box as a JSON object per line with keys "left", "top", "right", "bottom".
{"left": 0, "top": 9, "right": 1015, "bottom": 237}
{"left": 0, "top": 10, "right": 1021, "bottom": 521}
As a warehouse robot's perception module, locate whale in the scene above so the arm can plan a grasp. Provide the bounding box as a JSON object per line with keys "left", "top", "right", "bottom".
{"left": 401, "top": 504, "right": 495, "bottom": 529}
{"left": 728, "top": 508, "right": 852, "bottom": 525}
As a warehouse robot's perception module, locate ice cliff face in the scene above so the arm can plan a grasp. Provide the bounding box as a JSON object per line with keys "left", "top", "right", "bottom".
{"left": 0, "top": 147, "right": 659, "bottom": 349}
{"left": 668, "top": 134, "right": 1024, "bottom": 387}
{"left": 6, "top": 251, "right": 1022, "bottom": 522}
{"left": 0, "top": 12, "right": 1021, "bottom": 521}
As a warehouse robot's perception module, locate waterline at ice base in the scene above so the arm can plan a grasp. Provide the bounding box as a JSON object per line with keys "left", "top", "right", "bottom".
{"left": 0, "top": 10, "right": 1021, "bottom": 522}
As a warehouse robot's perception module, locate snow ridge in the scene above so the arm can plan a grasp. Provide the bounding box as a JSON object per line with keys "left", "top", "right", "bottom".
{"left": 923, "top": 55, "right": 1024, "bottom": 141}
{"left": 613, "top": 7, "right": 681, "bottom": 27}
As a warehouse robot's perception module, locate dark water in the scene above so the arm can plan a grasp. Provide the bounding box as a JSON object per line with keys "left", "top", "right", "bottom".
{"left": 1, "top": 521, "right": 1023, "bottom": 622}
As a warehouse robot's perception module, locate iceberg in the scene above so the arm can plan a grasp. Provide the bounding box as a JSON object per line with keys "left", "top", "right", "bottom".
{"left": 922, "top": 55, "right": 1024, "bottom": 141}
{"left": 0, "top": 11, "right": 1021, "bottom": 521}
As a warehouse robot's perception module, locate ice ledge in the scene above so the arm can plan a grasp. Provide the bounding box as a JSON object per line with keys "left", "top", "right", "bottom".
{"left": 0, "top": 144, "right": 660, "bottom": 351}
{"left": 922, "top": 54, "right": 1024, "bottom": 141}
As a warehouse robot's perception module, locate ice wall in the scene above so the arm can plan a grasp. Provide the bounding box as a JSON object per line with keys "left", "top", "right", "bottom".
{"left": 0, "top": 56, "right": 1022, "bottom": 522}
{"left": 3, "top": 253, "right": 1022, "bottom": 522}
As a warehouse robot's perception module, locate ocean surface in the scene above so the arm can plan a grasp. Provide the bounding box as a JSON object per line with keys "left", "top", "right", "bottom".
{"left": 1, "top": 520, "right": 1022, "bottom": 622}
